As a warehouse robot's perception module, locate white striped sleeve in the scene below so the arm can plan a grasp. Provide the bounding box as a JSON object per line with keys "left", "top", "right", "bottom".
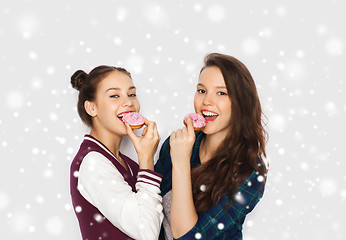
{"left": 78, "top": 152, "right": 163, "bottom": 240}
{"left": 136, "top": 169, "right": 162, "bottom": 189}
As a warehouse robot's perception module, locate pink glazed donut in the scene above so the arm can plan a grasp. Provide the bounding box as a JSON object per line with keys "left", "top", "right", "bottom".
{"left": 123, "top": 112, "right": 145, "bottom": 129}
{"left": 183, "top": 113, "right": 206, "bottom": 131}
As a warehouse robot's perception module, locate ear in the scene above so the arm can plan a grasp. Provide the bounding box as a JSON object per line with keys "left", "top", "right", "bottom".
{"left": 84, "top": 100, "right": 97, "bottom": 117}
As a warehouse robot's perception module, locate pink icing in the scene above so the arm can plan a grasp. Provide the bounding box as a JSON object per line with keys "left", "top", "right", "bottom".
{"left": 123, "top": 112, "right": 144, "bottom": 126}
{"left": 184, "top": 113, "right": 206, "bottom": 128}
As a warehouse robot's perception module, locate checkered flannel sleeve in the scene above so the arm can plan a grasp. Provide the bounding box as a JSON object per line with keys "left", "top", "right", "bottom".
{"left": 175, "top": 170, "right": 266, "bottom": 240}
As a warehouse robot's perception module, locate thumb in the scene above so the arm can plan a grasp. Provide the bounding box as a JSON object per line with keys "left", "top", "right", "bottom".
{"left": 186, "top": 115, "right": 195, "bottom": 135}
{"left": 125, "top": 123, "right": 139, "bottom": 142}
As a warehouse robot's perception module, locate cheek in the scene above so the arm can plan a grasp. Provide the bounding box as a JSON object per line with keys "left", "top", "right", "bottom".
{"left": 132, "top": 99, "right": 140, "bottom": 112}
{"left": 194, "top": 94, "right": 201, "bottom": 110}
{"left": 219, "top": 100, "right": 231, "bottom": 114}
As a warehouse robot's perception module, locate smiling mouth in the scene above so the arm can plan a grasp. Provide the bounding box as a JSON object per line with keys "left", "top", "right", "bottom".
{"left": 201, "top": 110, "right": 219, "bottom": 122}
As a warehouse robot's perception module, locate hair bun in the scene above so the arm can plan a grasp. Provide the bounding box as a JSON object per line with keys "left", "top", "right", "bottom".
{"left": 71, "top": 70, "right": 88, "bottom": 91}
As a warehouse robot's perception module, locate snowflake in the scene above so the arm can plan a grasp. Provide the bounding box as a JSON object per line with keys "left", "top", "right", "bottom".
{"left": 195, "top": 232, "right": 202, "bottom": 239}
{"left": 217, "top": 222, "right": 224, "bottom": 230}
{"left": 75, "top": 206, "right": 82, "bottom": 213}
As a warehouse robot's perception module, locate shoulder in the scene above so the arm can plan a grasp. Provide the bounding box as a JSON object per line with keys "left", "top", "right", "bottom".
{"left": 82, "top": 151, "right": 111, "bottom": 165}
{"left": 211, "top": 170, "right": 266, "bottom": 216}
{"left": 242, "top": 169, "right": 266, "bottom": 190}
{"left": 161, "top": 136, "right": 171, "bottom": 152}
{"left": 236, "top": 169, "right": 266, "bottom": 208}
{"left": 79, "top": 151, "right": 121, "bottom": 178}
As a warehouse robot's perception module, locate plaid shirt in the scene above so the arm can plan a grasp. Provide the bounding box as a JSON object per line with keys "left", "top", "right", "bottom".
{"left": 155, "top": 131, "right": 266, "bottom": 240}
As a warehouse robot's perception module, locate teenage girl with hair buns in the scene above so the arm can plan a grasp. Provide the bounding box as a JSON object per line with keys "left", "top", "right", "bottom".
{"left": 70, "top": 65, "right": 163, "bottom": 240}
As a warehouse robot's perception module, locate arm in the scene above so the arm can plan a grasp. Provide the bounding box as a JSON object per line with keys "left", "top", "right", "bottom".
{"left": 169, "top": 116, "right": 198, "bottom": 238}
{"left": 175, "top": 170, "right": 266, "bottom": 239}
{"left": 171, "top": 162, "right": 198, "bottom": 237}
{"left": 78, "top": 151, "right": 163, "bottom": 240}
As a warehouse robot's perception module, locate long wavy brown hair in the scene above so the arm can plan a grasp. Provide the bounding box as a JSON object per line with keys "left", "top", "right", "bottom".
{"left": 191, "top": 53, "right": 268, "bottom": 212}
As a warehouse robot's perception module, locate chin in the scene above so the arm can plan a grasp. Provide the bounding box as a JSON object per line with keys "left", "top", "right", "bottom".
{"left": 202, "top": 126, "right": 214, "bottom": 135}
{"left": 112, "top": 125, "right": 127, "bottom": 136}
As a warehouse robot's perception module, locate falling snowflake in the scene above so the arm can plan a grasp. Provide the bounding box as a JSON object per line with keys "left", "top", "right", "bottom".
{"left": 326, "top": 38, "right": 344, "bottom": 56}
{"left": 242, "top": 38, "right": 260, "bottom": 56}
{"left": 75, "top": 206, "right": 82, "bottom": 213}
{"left": 94, "top": 213, "right": 104, "bottom": 223}
{"left": 217, "top": 222, "right": 224, "bottom": 230}
{"left": 45, "top": 216, "right": 64, "bottom": 235}
{"left": 195, "top": 232, "right": 202, "bottom": 239}
{"left": 6, "top": 91, "right": 24, "bottom": 109}
{"left": 207, "top": 4, "right": 225, "bottom": 23}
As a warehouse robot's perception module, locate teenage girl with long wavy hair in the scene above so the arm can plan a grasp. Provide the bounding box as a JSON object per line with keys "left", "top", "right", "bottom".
{"left": 155, "top": 53, "right": 268, "bottom": 239}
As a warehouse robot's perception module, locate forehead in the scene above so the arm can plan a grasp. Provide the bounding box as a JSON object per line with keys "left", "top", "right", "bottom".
{"left": 198, "top": 66, "right": 225, "bottom": 86}
{"left": 98, "top": 71, "right": 134, "bottom": 90}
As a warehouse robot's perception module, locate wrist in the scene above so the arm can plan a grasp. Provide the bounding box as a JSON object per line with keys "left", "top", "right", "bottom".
{"left": 139, "top": 163, "right": 154, "bottom": 171}
{"left": 172, "top": 157, "right": 191, "bottom": 170}
{"left": 138, "top": 156, "right": 154, "bottom": 170}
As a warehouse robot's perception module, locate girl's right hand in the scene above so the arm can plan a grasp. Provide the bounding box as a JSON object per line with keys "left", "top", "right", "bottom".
{"left": 169, "top": 115, "right": 195, "bottom": 169}
{"left": 125, "top": 118, "right": 160, "bottom": 170}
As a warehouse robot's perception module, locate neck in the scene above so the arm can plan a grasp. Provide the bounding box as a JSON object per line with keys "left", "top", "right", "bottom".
{"left": 89, "top": 128, "right": 122, "bottom": 158}
{"left": 200, "top": 130, "right": 228, "bottom": 164}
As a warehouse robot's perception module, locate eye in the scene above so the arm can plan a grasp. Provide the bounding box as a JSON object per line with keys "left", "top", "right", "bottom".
{"left": 128, "top": 93, "right": 137, "bottom": 97}
{"left": 110, "top": 95, "right": 119, "bottom": 98}
{"left": 197, "top": 89, "right": 206, "bottom": 94}
{"left": 217, "top": 91, "right": 227, "bottom": 96}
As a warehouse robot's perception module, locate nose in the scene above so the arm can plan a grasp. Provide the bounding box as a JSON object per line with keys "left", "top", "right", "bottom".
{"left": 122, "top": 96, "right": 133, "bottom": 107}
{"left": 202, "top": 93, "right": 213, "bottom": 106}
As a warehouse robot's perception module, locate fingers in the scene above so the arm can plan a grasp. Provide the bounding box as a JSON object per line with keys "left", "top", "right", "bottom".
{"left": 177, "top": 129, "right": 184, "bottom": 139}
{"left": 170, "top": 128, "right": 184, "bottom": 143}
{"left": 169, "top": 117, "right": 195, "bottom": 148}
{"left": 125, "top": 123, "right": 138, "bottom": 142}
{"left": 153, "top": 122, "right": 160, "bottom": 141}
{"left": 143, "top": 118, "right": 151, "bottom": 127}
{"left": 143, "top": 118, "right": 156, "bottom": 137}
{"left": 142, "top": 126, "right": 148, "bottom": 136}
{"left": 142, "top": 119, "right": 160, "bottom": 144}
{"left": 185, "top": 115, "right": 195, "bottom": 136}
{"left": 181, "top": 127, "right": 188, "bottom": 138}
{"left": 169, "top": 130, "right": 177, "bottom": 143}
{"left": 141, "top": 123, "right": 159, "bottom": 139}
{"left": 143, "top": 118, "right": 153, "bottom": 132}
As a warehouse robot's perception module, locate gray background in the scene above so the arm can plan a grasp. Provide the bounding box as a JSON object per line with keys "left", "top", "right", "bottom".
{"left": 1, "top": 0, "right": 345, "bottom": 239}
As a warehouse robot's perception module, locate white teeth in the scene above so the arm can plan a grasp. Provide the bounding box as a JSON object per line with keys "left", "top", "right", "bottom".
{"left": 202, "top": 111, "right": 218, "bottom": 117}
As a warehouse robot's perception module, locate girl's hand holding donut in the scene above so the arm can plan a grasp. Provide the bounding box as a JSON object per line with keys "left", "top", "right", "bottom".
{"left": 125, "top": 118, "right": 160, "bottom": 170}
{"left": 169, "top": 115, "right": 195, "bottom": 168}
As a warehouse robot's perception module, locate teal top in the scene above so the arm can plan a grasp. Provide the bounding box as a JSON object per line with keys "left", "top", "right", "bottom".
{"left": 155, "top": 131, "right": 266, "bottom": 240}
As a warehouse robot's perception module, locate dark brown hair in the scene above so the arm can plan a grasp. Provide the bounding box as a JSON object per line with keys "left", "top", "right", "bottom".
{"left": 70, "top": 65, "right": 131, "bottom": 128}
{"left": 191, "top": 53, "right": 268, "bottom": 212}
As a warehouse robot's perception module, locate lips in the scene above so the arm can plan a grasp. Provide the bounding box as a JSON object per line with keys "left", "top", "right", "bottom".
{"left": 201, "top": 110, "right": 219, "bottom": 123}
{"left": 117, "top": 111, "right": 134, "bottom": 122}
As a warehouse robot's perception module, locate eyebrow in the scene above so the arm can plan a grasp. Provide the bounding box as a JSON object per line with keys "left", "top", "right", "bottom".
{"left": 106, "top": 86, "right": 136, "bottom": 92}
{"left": 197, "top": 83, "right": 227, "bottom": 89}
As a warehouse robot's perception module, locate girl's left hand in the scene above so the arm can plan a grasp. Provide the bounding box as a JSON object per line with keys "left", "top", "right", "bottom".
{"left": 169, "top": 116, "right": 195, "bottom": 168}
